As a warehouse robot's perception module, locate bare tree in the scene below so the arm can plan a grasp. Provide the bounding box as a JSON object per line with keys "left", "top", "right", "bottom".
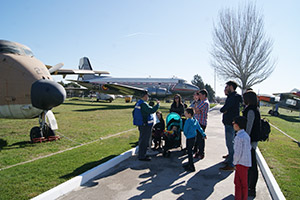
{"left": 210, "top": 3, "right": 275, "bottom": 92}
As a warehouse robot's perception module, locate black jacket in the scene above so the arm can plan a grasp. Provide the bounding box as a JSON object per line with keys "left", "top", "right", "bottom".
{"left": 170, "top": 103, "right": 185, "bottom": 116}
{"left": 220, "top": 91, "right": 242, "bottom": 125}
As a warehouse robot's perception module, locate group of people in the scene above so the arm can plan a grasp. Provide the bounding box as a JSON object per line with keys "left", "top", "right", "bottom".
{"left": 220, "top": 81, "right": 261, "bottom": 199}
{"left": 133, "top": 89, "right": 210, "bottom": 172}
{"left": 133, "top": 80, "right": 261, "bottom": 199}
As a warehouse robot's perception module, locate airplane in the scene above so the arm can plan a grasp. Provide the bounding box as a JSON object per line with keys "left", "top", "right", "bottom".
{"left": 258, "top": 89, "right": 300, "bottom": 117}
{"left": 69, "top": 57, "right": 199, "bottom": 100}
{"left": 0, "top": 40, "right": 106, "bottom": 142}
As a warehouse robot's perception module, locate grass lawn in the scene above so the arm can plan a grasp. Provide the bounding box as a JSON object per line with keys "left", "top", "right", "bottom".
{"left": 0, "top": 98, "right": 178, "bottom": 199}
{"left": 258, "top": 106, "right": 300, "bottom": 200}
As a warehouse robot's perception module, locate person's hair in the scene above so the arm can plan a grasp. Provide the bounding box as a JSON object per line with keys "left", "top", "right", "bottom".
{"left": 226, "top": 81, "right": 238, "bottom": 90}
{"left": 171, "top": 94, "right": 183, "bottom": 107}
{"left": 233, "top": 116, "right": 247, "bottom": 130}
{"left": 141, "top": 91, "right": 149, "bottom": 98}
{"left": 243, "top": 90, "right": 258, "bottom": 106}
{"left": 199, "top": 89, "right": 208, "bottom": 97}
{"left": 185, "top": 107, "right": 194, "bottom": 116}
{"left": 156, "top": 111, "right": 163, "bottom": 120}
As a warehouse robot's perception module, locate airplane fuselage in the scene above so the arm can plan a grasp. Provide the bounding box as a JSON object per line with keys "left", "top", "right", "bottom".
{"left": 79, "top": 76, "right": 199, "bottom": 98}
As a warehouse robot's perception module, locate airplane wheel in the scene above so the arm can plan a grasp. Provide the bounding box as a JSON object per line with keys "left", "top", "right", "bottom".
{"left": 268, "top": 110, "right": 273, "bottom": 115}
{"left": 30, "top": 126, "right": 42, "bottom": 142}
{"left": 273, "top": 111, "right": 279, "bottom": 116}
{"left": 43, "top": 124, "right": 55, "bottom": 138}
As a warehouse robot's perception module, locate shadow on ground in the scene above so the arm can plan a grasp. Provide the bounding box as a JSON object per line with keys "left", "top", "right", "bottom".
{"left": 77, "top": 149, "right": 233, "bottom": 200}
{"left": 60, "top": 155, "right": 117, "bottom": 180}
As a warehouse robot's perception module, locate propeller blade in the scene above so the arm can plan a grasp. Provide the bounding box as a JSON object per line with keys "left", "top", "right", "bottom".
{"left": 48, "top": 63, "right": 64, "bottom": 73}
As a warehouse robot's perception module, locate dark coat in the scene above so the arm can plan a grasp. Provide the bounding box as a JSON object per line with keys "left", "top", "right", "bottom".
{"left": 170, "top": 102, "right": 184, "bottom": 116}
{"left": 220, "top": 91, "right": 242, "bottom": 125}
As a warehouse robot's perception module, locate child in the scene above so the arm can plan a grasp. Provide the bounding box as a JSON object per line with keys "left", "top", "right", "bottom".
{"left": 152, "top": 111, "right": 165, "bottom": 150}
{"left": 232, "top": 116, "right": 252, "bottom": 200}
{"left": 183, "top": 107, "right": 206, "bottom": 172}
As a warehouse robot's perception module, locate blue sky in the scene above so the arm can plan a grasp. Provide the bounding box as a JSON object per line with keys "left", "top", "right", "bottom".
{"left": 1, "top": 0, "right": 299, "bottom": 97}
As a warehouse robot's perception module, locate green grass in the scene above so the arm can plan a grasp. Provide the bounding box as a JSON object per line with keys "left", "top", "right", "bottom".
{"left": 0, "top": 98, "right": 177, "bottom": 199}
{"left": 258, "top": 106, "right": 300, "bottom": 200}
{"left": 0, "top": 99, "right": 235, "bottom": 200}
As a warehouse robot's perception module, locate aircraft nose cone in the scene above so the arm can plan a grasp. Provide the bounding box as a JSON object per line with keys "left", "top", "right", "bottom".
{"left": 31, "top": 79, "right": 66, "bottom": 110}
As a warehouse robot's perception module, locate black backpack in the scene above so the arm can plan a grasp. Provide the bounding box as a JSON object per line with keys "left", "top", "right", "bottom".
{"left": 259, "top": 118, "right": 271, "bottom": 141}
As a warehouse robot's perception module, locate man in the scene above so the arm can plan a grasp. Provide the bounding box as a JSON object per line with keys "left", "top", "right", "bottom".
{"left": 193, "top": 89, "right": 210, "bottom": 159}
{"left": 133, "top": 91, "right": 160, "bottom": 161}
{"left": 220, "top": 81, "right": 243, "bottom": 171}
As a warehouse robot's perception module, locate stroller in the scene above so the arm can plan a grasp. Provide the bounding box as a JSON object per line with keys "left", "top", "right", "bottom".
{"left": 162, "top": 112, "right": 183, "bottom": 157}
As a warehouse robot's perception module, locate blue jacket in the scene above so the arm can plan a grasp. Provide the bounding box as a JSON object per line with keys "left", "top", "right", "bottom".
{"left": 220, "top": 91, "right": 242, "bottom": 125}
{"left": 133, "top": 99, "right": 159, "bottom": 126}
{"left": 184, "top": 117, "right": 206, "bottom": 139}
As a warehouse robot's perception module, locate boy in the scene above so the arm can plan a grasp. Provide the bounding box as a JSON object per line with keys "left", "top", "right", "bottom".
{"left": 183, "top": 108, "right": 207, "bottom": 172}
{"left": 232, "top": 116, "right": 252, "bottom": 200}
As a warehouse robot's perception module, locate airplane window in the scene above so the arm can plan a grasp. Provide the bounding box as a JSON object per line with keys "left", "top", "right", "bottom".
{"left": 0, "top": 45, "right": 21, "bottom": 55}
{"left": 23, "top": 48, "right": 34, "bottom": 57}
{"left": 0, "top": 42, "right": 33, "bottom": 57}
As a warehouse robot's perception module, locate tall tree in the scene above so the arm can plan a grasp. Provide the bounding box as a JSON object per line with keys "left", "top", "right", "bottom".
{"left": 210, "top": 3, "right": 275, "bottom": 92}
{"left": 204, "top": 84, "right": 215, "bottom": 102}
{"left": 191, "top": 74, "right": 204, "bottom": 89}
{"left": 192, "top": 74, "right": 215, "bottom": 102}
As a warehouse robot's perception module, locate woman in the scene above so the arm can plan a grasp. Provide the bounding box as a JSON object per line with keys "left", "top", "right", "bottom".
{"left": 170, "top": 94, "right": 185, "bottom": 116}
{"left": 242, "top": 90, "right": 260, "bottom": 198}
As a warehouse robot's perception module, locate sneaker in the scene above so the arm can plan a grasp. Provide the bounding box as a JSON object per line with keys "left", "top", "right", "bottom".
{"left": 222, "top": 154, "right": 229, "bottom": 159}
{"left": 193, "top": 153, "right": 199, "bottom": 158}
{"left": 219, "top": 165, "right": 235, "bottom": 171}
{"left": 248, "top": 189, "right": 256, "bottom": 197}
{"left": 185, "top": 165, "right": 195, "bottom": 172}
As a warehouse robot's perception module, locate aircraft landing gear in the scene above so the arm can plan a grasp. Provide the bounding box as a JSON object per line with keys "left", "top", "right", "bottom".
{"left": 268, "top": 110, "right": 279, "bottom": 116}
{"left": 30, "top": 111, "right": 60, "bottom": 143}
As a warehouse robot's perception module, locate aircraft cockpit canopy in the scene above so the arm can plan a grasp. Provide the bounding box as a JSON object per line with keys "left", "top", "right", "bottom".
{"left": 178, "top": 79, "right": 187, "bottom": 84}
{"left": 0, "top": 40, "right": 34, "bottom": 57}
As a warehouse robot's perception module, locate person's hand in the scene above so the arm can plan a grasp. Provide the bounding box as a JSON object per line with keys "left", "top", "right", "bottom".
{"left": 156, "top": 100, "right": 160, "bottom": 104}
{"left": 204, "top": 136, "right": 207, "bottom": 139}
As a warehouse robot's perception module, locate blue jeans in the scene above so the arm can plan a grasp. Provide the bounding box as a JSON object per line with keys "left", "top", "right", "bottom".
{"left": 225, "top": 124, "right": 235, "bottom": 167}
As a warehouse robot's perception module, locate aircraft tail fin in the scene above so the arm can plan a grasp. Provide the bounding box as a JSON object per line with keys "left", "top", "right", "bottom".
{"left": 78, "top": 57, "right": 97, "bottom": 80}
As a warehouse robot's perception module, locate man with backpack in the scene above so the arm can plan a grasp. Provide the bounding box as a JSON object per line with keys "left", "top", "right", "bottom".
{"left": 220, "top": 81, "right": 243, "bottom": 171}
{"left": 133, "top": 91, "right": 160, "bottom": 161}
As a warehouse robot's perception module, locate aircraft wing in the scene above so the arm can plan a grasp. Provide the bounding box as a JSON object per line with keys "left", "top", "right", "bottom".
{"left": 273, "top": 92, "right": 300, "bottom": 98}
{"left": 68, "top": 80, "right": 147, "bottom": 96}
{"left": 103, "top": 83, "right": 147, "bottom": 96}
{"left": 46, "top": 65, "right": 109, "bottom": 77}
{"left": 257, "top": 94, "right": 278, "bottom": 104}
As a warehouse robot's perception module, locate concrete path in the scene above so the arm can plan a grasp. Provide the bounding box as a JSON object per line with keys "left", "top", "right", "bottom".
{"left": 58, "top": 105, "right": 272, "bottom": 200}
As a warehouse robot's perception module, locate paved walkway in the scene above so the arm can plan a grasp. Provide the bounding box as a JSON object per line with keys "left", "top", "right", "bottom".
{"left": 58, "top": 106, "right": 272, "bottom": 200}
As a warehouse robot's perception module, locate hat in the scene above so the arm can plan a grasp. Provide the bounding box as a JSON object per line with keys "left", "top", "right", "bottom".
{"left": 141, "top": 90, "right": 149, "bottom": 97}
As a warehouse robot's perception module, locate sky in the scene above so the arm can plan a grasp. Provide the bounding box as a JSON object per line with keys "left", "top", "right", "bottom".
{"left": 1, "top": 0, "right": 299, "bottom": 97}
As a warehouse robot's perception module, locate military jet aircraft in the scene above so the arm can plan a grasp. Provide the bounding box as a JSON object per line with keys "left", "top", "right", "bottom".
{"left": 70, "top": 57, "right": 199, "bottom": 99}
{"left": 0, "top": 40, "right": 107, "bottom": 142}
{"left": 258, "top": 89, "right": 300, "bottom": 117}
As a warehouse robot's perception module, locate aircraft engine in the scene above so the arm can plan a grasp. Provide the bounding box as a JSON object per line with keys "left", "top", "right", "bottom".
{"left": 147, "top": 87, "right": 168, "bottom": 98}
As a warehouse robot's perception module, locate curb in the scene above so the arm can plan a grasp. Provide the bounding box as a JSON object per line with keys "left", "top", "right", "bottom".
{"left": 31, "top": 147, "right": 139, "bottom": 200}
{"left": 256, "top": 148, "right": 286, "bottom": 200}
